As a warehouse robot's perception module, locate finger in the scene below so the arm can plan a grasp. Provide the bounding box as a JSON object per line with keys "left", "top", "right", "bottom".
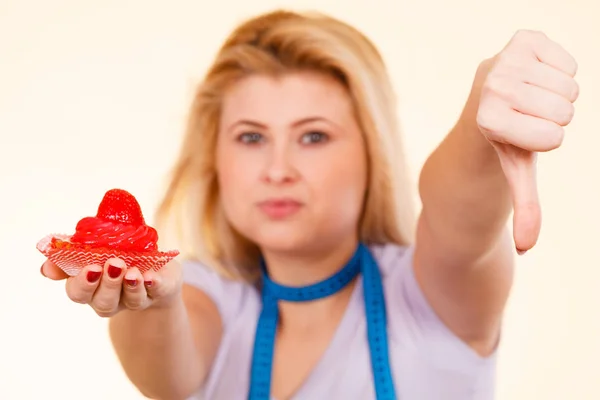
{"left": 142, "top": 270, "right": 166, "bottom": 300}
{"left": 65, "top": 264, "right": 103, "bottom": 304}
{"left": 142, "top": 260, "right": 182, "bottom": 303}
{"left": 534, "top": 38, "right": 578, "bottom": 76}
{"left": 494, "top": 144, "right": 541, "bottom": 253}
{"left": 41, "top": 260, "right": 69, "bottom": 281}
{"left": 121, "top": 267, "right": 148, "bottom": 311}
{"left": 90, "top": 258, "right": 126, "bottom": 317}
{"left": 510, "top": 82, "right": 575, "bottom": 126}
{"left": 477, "top": 97, "right": 565, "bottom": 152}
{"left": 526, "top": 61, "right": 580, "bottom": 103}
{"left": 512, "top": 30, "right": 578, "bottom": 77}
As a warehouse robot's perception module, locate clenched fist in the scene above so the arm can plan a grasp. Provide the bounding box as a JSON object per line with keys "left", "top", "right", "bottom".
{"left": 476, "top": 30, "right": 579, "bottom": 253}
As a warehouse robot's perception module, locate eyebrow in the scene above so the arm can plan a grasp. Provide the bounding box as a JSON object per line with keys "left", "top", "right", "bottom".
{"left": 227, "top": 116, "right": 337, "bottom": 131}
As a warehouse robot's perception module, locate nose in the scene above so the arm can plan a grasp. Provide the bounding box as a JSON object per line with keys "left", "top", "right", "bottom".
{"left": 262, "top": 142, "right": 299, "bottom": 185}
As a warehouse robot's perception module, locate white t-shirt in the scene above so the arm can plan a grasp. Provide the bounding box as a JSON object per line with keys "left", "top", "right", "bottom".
{"left": 182, "top": 243, "right": 497, "bottom": 399}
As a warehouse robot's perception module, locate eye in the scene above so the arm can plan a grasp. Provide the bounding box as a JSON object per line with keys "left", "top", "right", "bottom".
{"left": 237, "top": 132, "right": 264, "bottom": 144}
{"left": 300, "top": 131, "right": 328, "bottom": 145}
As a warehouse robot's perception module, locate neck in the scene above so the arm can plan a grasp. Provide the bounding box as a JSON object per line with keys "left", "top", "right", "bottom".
{"left": 260, "top": 235, "right": 359, "bottom": 334}
{"left": 261, "top": 235, "right": 359, "bottom": 286}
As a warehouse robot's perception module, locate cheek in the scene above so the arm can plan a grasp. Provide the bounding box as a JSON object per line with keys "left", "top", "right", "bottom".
{"left": 305, "top": 148, "right": 368, "bottom": 220}
{"left": 326, "top": 174, "right": 367, "bottom": 217}
{"left": 215, "top": 145, "right": 262, "bottom": 227}
{"left": 217, "top": 142, "right": 253, "bottom": 195}
{"left": 218, "top": 169, "right": 251, "bottom": 211}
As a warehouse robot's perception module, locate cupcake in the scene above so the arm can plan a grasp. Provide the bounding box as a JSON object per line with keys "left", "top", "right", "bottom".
{"left": 37, "top": 188, "right": 179, "bottom": 276}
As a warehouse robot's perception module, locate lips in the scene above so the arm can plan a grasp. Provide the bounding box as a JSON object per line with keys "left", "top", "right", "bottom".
{"left": 257, "top": 198, "right": 303, "bottom": 219}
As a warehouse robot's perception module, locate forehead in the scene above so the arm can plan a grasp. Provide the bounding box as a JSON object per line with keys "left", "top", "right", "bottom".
{"left": 220, "top": 71, "right": 354, "bottom": 125}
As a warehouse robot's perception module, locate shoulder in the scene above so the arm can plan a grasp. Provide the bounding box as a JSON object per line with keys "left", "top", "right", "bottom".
{"left": 367, "top": 242, "right": 419, "bottom": 316}
{"left": 368, "top": 242, "right": 435, "bottom": 330}
{"left": 368, "top": 242, "right": 413, "bottom": 276}
{"left": 370, "top": 243, "right": 497, "bottom": 371}
{"left": 181, "top": 259, "right": 259, "bottom": 328}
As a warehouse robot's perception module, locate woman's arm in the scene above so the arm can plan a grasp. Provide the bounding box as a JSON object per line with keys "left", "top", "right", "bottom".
{"left": 109, "top": 284, "right": 223, "bottom": 400}
{"left": 414, "top": 30, "right": 578, "bottom": 355}
{"left": 415, "top": 66, "right": 515, "bottom": 355}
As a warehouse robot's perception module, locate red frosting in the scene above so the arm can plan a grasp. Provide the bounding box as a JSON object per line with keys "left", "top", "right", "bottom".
{"left": 64, "top": 189, "right": 159, "bottom": 252}
{"left": 70, "top": 216, "right": 158, "bottom": 252}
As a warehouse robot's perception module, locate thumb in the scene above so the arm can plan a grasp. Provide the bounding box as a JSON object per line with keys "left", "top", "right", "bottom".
{"left": 41, "top": 260, "right": 69, "bottom": 280}
{"left": 495, "top": 145, "right": 542, "bottom": 254}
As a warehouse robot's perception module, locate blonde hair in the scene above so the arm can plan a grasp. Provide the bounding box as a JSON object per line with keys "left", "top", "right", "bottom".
{"left": 155, "top": 9, "right": 416, "bottom": 282}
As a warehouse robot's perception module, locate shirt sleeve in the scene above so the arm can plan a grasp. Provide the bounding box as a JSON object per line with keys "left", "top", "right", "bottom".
{"left": 181, "top": 259, "right": 256, "bottom": 330}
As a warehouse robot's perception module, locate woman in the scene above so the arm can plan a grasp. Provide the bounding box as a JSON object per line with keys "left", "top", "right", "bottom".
{"left": 41, "top": 10, "right": 578, "bottom": 400}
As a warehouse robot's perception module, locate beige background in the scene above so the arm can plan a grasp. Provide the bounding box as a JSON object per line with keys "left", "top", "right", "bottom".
{"left": 1, "top": 0, "right": 597, "bottom": 399}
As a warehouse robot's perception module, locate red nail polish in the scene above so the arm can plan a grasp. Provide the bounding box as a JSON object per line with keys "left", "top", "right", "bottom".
{"left": 144, "top": 280, "right": 153, "bottom": 287}
{"left": 108, "top": 265, "right": 122, "bottom": 279}
{"left": 125, "top": 279, "right": 138, "bottom": 287}
{"left": 87, "top": 271, "right": 102, "bottom": 283}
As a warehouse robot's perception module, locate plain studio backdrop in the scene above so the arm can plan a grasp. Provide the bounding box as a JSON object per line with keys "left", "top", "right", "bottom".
{"left": 0, "top": 0, "right": 598, "bottom": 399}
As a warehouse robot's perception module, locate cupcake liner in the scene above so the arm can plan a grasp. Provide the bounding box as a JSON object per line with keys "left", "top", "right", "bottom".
{"left": 37, "top": 234, "right": 179, "bottom": 277}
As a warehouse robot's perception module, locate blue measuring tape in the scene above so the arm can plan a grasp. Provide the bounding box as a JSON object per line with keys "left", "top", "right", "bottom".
{"left": 248, "top": 243, "right": 397, "bottom": 399}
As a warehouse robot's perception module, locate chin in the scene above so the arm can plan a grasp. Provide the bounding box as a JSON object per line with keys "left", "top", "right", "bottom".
{"left": 251, "top": 225, "right": 315, "bottom": 255}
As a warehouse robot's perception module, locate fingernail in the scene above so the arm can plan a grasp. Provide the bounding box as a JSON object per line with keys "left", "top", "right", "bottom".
{"left": 40, "top": 265, "right": 46, "bottom": 277}
{"left": 108, "top": 265, "right": 122, "bottom": 279}
{"left": 125, "top": 279, "right": 138, "bottom": 287}
{"left": 144, "top": 280, "right": 153, "bottom": 288}
{"left": 87, "top": 270, "right": 102, "bottom": 283}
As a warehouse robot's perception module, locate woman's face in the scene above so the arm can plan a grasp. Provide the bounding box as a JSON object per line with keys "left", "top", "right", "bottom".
{"left": 216, "top": 71, "right": 368, "bottom": 254}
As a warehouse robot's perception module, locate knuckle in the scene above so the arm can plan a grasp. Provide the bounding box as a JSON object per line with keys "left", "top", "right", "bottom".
{"left": 503, "top": 83, "right": 522, "bottom": 104}
{"left": 122, "top": 292, "right": 145, "bottom": 310}
{"left": 482, "top": 73, "right": 503, "bottom": 96}
{"left": 483, "top": 74, "right": 519, "bottom": 104}
{"left": 531, "top": 30, "right": 547, "bottom": 39}
{"left": 514, "top": 29, "right": 545, "bottom": 42}
{"left": 92, "top": 299, "right": 117, "bottom": 316}
{"left": 122, "top": 299, "right": 144, "bottom": 311}
{"left": 495, "top": 50, "right": 516, "bottom": 67}
{"left": 515, "top": 28, "right": 531, "bottom": 36}
{"left": 476, "top": 110, "right": 490, "bottom": 131}
{"left": 66, "top": 285, "right": 89, "bottom": 304}
{"left": 498, "top": 60, "right": 522, "bottom": 77}
{"left": 476, "top": 107, "right": 496, "bottom": 133}
{"left": 492, "top": 52, "right": 529, "bottom": 80}
{"left": 94, "top": 309, "right": 115, "bottom": 318}
{"left": 67, "top": 291, "right": 88, "bottom": 304}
